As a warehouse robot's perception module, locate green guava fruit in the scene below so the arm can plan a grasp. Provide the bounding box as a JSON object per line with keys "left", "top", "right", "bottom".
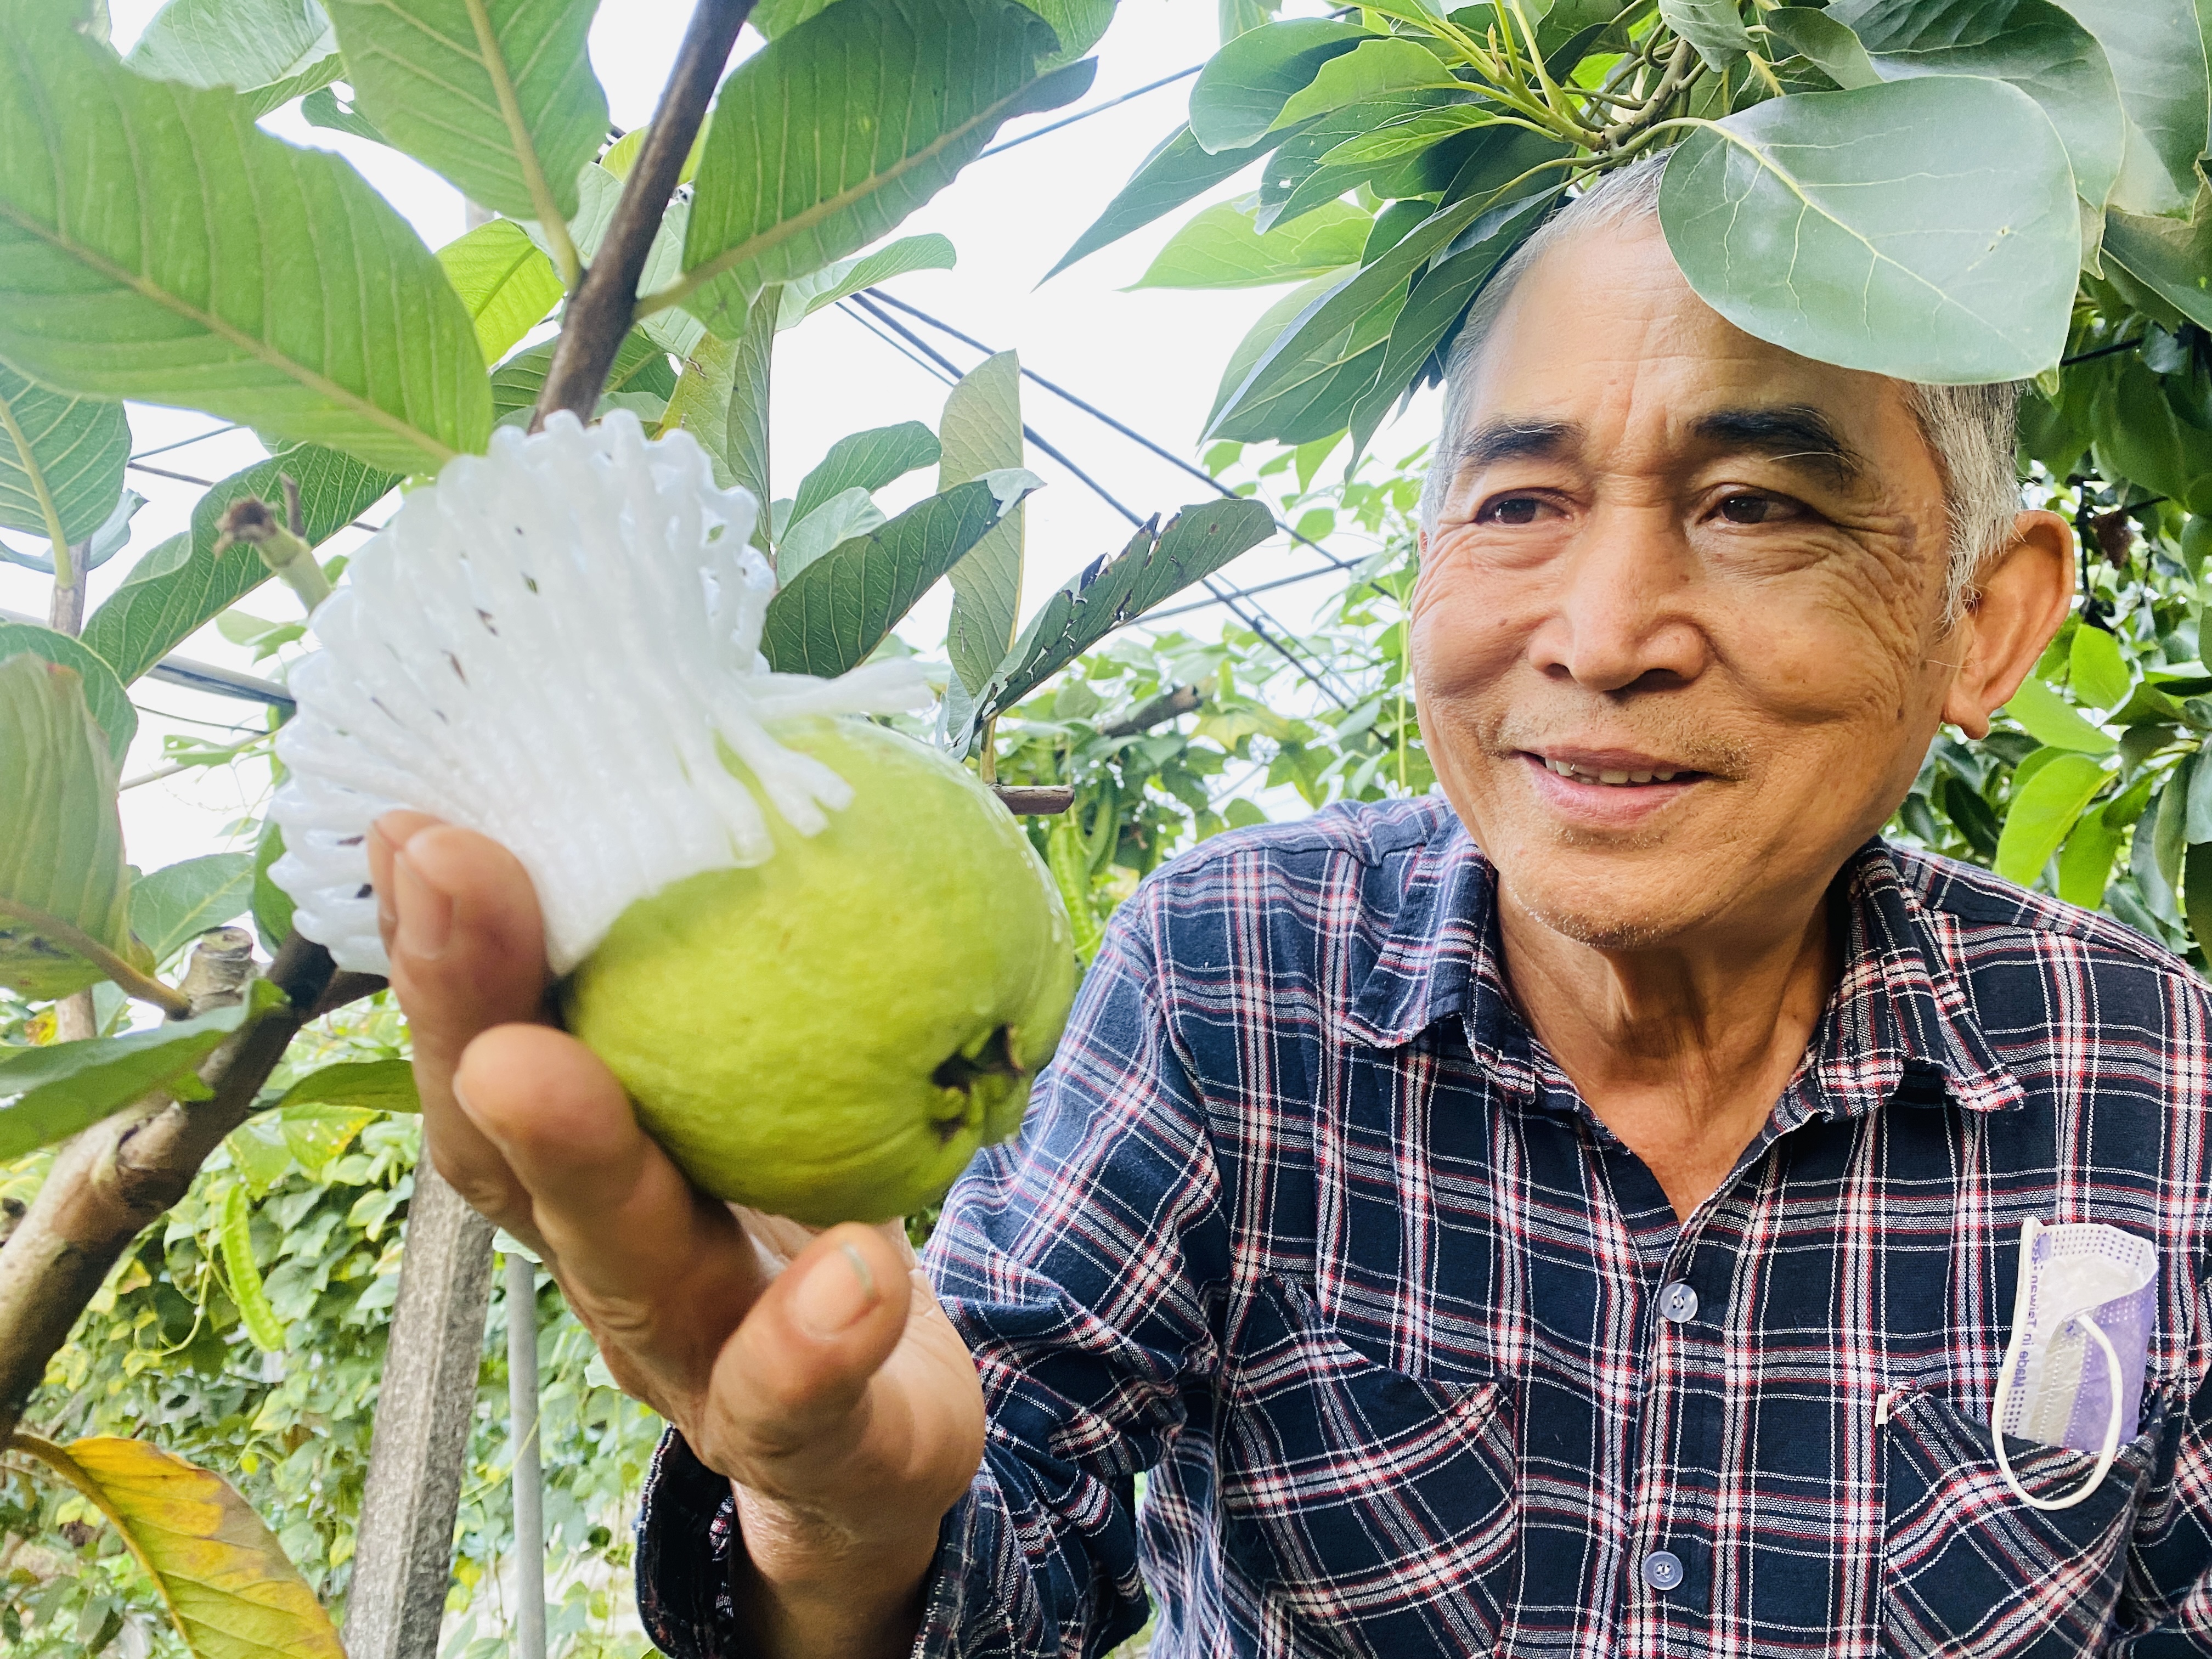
{"left": 561, "top": 716, "right": 1079, "bottom": 1226}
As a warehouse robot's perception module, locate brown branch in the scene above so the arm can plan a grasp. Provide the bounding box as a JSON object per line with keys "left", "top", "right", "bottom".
{"left": 532, "top": 0, "right": 754, "bottom": 427}
{"left": 0, "top": 932, "right": 373, "bottom": 1443}
{"left": 992, "top": 785, "right": 1075, "bottom": 816}
{"left": 0, "top": 896, "right": 190, "bottom": 1018}
{"left": 1099, "top": 684, "right": 1203, "bottom": 738}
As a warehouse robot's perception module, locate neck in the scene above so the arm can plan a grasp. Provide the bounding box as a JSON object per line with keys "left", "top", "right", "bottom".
{"left": 1497, "top": 879, "right": 1839, "bottom": 1220}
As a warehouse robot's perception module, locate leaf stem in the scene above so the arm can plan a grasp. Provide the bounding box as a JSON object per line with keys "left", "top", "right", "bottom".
{"left": 460, "top": 0, "right": 581, "bottom": 286}
{"left": 0, "top": 390, "right": 74, "bottom": 591}
{"left": 534, "top": 0, "right": 755, "bottom": 426}
{"left": 0, "top": 896, "right": 190, "bottom": 1017}
{"left": 215, "top": 495, "right": 332, "bottom": 613}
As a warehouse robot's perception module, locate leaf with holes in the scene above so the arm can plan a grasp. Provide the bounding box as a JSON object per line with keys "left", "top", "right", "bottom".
{"left": 0, "top": 653, "right": 135, "bottom": 1001}
{"left": 7, "top": 1430, "right": 344, "bottom": 1658}
{"left": 436, "top": 218, "right": 564, "bottom": 363}
{"left": 83, "top": 447, "right": 397, "bottom": 686}
{"left": 0, "top": 361, "right": 127, "bottom": 551}
{"left": 762, "top": 473, "right": 1039, "bottom": 678}
{"left": 962, "top": 498, "right": 1276, "bottom": 738}
{"left": 1658, "top": 77, "right": 2079, "bottom": 382}
{"left": 129, "top": 853, "right": 255, "bottom": 967}
{"left": 0, "top": 14, "right": 489, "bottom": 471}
{"left": 673, "top": 0, "right": 1085, "bottom": 335}
{"left": 325, "top": 0, "right": 608, "bottom": 230}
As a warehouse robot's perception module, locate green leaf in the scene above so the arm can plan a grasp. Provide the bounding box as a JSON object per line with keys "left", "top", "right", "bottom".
{"left": 601, "top": 117, "right": 711, "bottom": 184}
{"left": 0, "top": 653, "right": 134, "bottom": 1000}
{"left": 725, "top": 286, "right": 778, "bottom": 519}
{"left": 9, "top": 1429, "right": 345, "bottom": 1658}
{"left": 1268, "top": 36, "right": 1457, "bottom": 131}
{"left": 1048, "top": 122, "right": 1294, "bottom": 279}
{"left": 300, "top": 82, "right": 387, "bottom": 143}
{"left": 1829, "top": 0, "right": 2126, "bottom": 211}
{"left": 778, "top": 487, "right": 887, "bottom": 584}
{"left": 487, "top": 330, "right": 675, "bottom": 427}
{"left": 0, "top": 619, "right": 134, "bottom": 762}
{"left": 790, "top": 421, "right": 941, "bottom": 524}
{"left": 0, "top": 361, "right": 128, "bottom": 548}
{"left": 1020, "top": 0, "right": 1115, "bottom": 66}
{"left": 1658, "top": 0, "right": 1752, "bottom": 70}
{"left": 1995, "top": 750, "right": 2108, "bottom": 883}
{"left": 2188, "top": 838, "right": 2212, "bottom": 957}
{"left": 0, "top": 15, "right": 490, "bottom": 472}
{"left": 82, "top": 447, "right": 398, "bottom": 686}
{"left": 2069, "top": 622, "right": 2134, "bottom": 708}
{"left": 938, "top": 352, "right": 1026, "bottom": 697}
{"left": 2095, "top": 359, "right": 2212, "bottom": 511}
{"left": 123, "top": 0, "right": 334, "bottom": 94}
{"left": 674, "top": 0, "right": 1084, "bottom": 335}
{"left": 1257, "top": 88, "right": 1465, "bottom": 232}
{"left": 0, "top": 980, "right": 286, "bottom": 1159}
{"left": 1203, "top": 272, "right": 1342, "bottom": 438}
{"left": 761, "top": 473, "right": 1039, "bottom": 677}
{"left": 436, "top": 218, "right": 564, "bottom": 363}
{"left": 251, "top": 818, "right": 294, "bottom": 956}
{"left": 325, "top": 0, "right": 608, "bottom": 227}
{"left": 2057, "top": 798, "right": 2125, "bottom": 905}
{"left": 1188, "top": 18, "right": 1369, "bottom": 153}
{"left": 1211, "top": 187, "right": 1501, "bottom": 443}
{"left": 2044, "top": 0, "right": 2209, "bottom": 215}
{"left": 2103, "top": 189, "right": 2212, "bottom": 331}
{"left": 1658, "top": 77, "right": 2080, "bottom": 383}
{"left": 129, "top": 853, "right": 254, "bottom": 966}
{"left": 220, "top": 1182, "right": 288, "bottom": 1353}
{"left": 274, "top": 1056, "right": 421, "bottom": 1114}
{"left": 1131, "top": 196, "right": 1366, "bottom": 290}
{"left": 2004, "top": 673, "right": 2119, "bottom": 751}
{"left": 1298, "top": 103, "right": 1495, "bottom": 179}
{"left": 964, "top": 497, "right": 1278, "bottom": 732}
{"left": 775, "top": 233, "right": 958, "bottom": 329}
{"left": 1763, "top": 8, "right": 1880, "bottom": 89}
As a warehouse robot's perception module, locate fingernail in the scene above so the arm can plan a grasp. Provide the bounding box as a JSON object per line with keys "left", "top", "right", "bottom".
{"left": 392, "top": 847, "right": 453, "bottom": 961}
{"left": 792, "top": 1244, "right": 877, "bottom": 1339}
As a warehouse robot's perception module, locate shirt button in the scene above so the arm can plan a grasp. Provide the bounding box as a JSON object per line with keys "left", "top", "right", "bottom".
{"left": 1641, "top": 1549, "right": 1685, "bottom": 1592}
{"left": 1658, "top": 1281, "right": 1699, "bottom": 1323}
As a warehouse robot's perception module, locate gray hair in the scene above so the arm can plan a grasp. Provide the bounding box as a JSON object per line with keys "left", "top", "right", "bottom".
{"left": 1419, "top": 153, "right": 2022, "bottom": 624}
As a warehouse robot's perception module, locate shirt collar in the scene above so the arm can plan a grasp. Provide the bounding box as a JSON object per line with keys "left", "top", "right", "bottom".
{"left": 1343, "top": 823, "right": 2025, "bottom": 1118}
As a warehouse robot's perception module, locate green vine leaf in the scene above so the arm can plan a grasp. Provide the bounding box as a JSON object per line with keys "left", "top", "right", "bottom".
{"left": 1658, "top": 76, "right": 2080, "bottom": 382}
{"left": 0, "top": 12, "right": 490, "bottom": 472}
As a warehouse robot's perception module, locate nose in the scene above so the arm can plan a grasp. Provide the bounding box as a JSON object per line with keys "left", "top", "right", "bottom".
{"left": 1527, "top": 506, "right": 1707, "bottom": 694}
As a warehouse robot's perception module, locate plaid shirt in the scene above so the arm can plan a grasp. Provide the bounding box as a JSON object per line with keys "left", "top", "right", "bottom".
{"left": 636, "top": 797, "right": 2212, "bottom": 1657}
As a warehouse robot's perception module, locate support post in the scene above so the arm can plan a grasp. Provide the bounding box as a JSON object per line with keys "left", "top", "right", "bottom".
{"left": 505, "top": 1250, "right": 546, "bottom": 1659}
{"left": 341, "top": 1161, "right": 495, "bottom": 1659}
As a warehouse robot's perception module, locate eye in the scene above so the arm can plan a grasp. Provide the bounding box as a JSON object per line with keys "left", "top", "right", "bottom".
{"left": 1480, "top": 494, "right": 1545, "bottom": 526}
{"left": 1715, "top": 491, "right": 1798, "bottom": 525}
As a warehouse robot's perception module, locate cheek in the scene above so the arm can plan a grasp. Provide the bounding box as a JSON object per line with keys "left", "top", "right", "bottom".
{"left": 1409, "top": 557, "right": 1528, "bottom": 695}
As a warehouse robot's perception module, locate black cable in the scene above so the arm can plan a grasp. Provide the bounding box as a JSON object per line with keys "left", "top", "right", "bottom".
{"left": 840, "top": 295, "right": 1355, "bottom": 709}
{"left": 860, "top": 287, "right": 1363, "bottom": 575}
{"left": 976, "top": 64, "right": 1203, "bottom": 159}
{"left": 129, "top": 422, "right": 242, "bottom": 462}
{"left": 2060, "top": 335, "right": 2145, "bottom": 368}
{"left": 127, "top": 460, "right": 390, "bottom": 535}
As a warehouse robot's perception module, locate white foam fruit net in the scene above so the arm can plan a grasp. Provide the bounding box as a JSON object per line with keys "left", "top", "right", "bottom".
{"left": 271, "top": 410, "right": 932, "bottom": 976}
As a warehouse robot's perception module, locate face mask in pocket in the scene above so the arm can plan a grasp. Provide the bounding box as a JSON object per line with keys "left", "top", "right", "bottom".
{"left": 1989, "top": 1217, "right": 2157, "bottom": 1511}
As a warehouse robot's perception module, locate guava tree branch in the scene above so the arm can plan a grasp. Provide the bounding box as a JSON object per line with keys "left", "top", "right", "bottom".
{"left": 532, "top": 0, "right": 754, "bottom": 426}
{"left": 0, "top": 932, "right": 377, "bottom": 1444}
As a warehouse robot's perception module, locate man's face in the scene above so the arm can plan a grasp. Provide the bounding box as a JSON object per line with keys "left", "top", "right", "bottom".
{"left": 1414, "top": 221, "right": 1960, "bottom": 952}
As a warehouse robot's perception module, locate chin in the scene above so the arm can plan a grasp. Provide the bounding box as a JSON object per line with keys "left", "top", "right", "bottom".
{"left": 1491, "top": 846, "right": 1713, "bottom": 952}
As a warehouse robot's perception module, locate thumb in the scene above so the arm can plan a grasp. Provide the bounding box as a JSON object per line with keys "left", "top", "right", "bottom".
{"left": 701, "top": 1221, "right": 914, "bottom": 1479}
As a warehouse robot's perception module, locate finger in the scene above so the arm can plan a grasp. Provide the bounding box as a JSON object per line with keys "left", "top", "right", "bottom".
{"left": 370, "top": 812, "right": 548, "bottom": 1228}
{"left": 454, "top": 1023, "right": 771, "bottom": 1420}
{"left": 700, "top": 1221, "right": 915, "bottom": 1481}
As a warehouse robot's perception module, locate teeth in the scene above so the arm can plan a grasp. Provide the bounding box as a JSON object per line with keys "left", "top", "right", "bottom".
{"left": 1541, "top": 758, "right": 1686, "bottom": 786}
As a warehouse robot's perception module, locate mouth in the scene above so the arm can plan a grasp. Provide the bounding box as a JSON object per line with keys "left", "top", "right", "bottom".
{"left": 1516, "top": 748, "right": 1711, "bottom": 821}
{"left": 1529, "top": 754, "right": 1701, "bottom": 787}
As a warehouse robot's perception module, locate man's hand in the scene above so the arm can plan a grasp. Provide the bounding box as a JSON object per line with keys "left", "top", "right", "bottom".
{"left": 366, "top": 811, "right": 986, "bottom": 1658}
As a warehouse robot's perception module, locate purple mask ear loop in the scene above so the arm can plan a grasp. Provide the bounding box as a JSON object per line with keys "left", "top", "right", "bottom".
{"left": 1990, "top": 1217, "right": 2126, "bottom": 1511}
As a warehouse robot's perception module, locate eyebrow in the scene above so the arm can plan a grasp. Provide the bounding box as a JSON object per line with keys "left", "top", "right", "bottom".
{"left": 1449, "top": 418, "right": 1582, "bottom": 473}
{"left": 1691, "top": 403, "right": 1867, "bottom": 488}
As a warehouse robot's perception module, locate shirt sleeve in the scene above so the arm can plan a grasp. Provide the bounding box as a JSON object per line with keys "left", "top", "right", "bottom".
{"left": 2114, "top": 1315, "right": 2212, "bottom": 1650}
{"left": 631, "top": 885, "right": 1229, "bottom": 1659}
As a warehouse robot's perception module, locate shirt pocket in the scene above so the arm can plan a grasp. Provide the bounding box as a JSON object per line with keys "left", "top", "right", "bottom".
{"left": 1880, "top": 1384, "right": 2169, "bottom": 1658}
{"left": 1218, "top": 1271, "right": 1517, "bottom": 1658}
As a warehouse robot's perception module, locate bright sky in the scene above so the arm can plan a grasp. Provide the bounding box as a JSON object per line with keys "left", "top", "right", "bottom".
{"left": 0, "top": 0, "right": 1436, "bottom": 883}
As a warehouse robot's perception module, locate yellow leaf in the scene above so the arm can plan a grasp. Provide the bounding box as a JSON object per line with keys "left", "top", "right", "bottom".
{"left": 8, "top": 1432, "right": 344, "bottom": 1659}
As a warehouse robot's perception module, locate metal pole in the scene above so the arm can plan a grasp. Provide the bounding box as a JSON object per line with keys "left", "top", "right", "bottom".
{"left": 505, "top": 1250, "right": 546, "bottom": 1659}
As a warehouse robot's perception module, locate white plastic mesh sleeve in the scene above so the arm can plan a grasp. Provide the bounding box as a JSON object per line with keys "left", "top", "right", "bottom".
{"left": 270, "top": 410, "right": 933, "bottom": 976}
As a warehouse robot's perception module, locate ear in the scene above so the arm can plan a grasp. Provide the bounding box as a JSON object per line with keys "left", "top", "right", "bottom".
{"left": 1941, "top": 509, "right": 2075, "bottom": 740}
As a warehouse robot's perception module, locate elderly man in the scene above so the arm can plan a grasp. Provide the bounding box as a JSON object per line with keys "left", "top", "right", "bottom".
{"left": 371, "top": 155, "right": 2212, "bottom": 1656}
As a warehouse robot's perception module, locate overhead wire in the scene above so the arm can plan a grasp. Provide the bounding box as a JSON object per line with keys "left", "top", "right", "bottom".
{"left": 976, "top": 63, "right": 1203, "bottom": 159}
